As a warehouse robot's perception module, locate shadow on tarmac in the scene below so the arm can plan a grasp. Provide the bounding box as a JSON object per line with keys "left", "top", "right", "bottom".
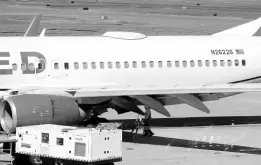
{"left": 123, "top": 131, "right": 261, "bottom": 155}
{"left": 112, "top": 116, "right": 261, "bottom": 130}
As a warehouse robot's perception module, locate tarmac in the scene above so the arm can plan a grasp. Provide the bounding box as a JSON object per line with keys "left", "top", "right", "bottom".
{"left": 1, "top": 0, "right": 261, "bottom": 164}
{"left": 120, "top": 124, "right": 261, "bottom": 165}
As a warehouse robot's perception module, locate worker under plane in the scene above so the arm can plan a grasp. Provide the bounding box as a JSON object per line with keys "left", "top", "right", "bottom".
{"left": 1, "top": 15, "right": 261, "bottom": 133}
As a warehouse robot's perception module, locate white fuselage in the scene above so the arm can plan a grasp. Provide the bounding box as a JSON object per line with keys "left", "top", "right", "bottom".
{"left": 0, "top": 36, "right": 260, "bottom": 89}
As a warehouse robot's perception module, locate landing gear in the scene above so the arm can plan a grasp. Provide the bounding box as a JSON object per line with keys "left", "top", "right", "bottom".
{"left": 80, "top": 115, "right": 110, "bottom": 127}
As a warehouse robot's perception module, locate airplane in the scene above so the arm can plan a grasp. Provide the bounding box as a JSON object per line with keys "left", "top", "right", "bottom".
{"left": 1, "top": 14, "right": 261, "bottom": 133}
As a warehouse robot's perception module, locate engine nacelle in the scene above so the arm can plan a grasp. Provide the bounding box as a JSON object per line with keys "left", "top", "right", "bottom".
{"left": 0, "top": 94, "right": 84, "bottom": 133}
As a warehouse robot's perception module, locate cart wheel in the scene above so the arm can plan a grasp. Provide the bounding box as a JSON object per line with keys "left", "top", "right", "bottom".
{"left": 29, "top": 156, "right": 42, "bottom": 165}
{"left": 13, "top": 154, "right": 35, "bottom": 165}
{"left": 102, "top": 163, "right": 114, "bottom": 165}
{"left": 55, "top": 159, "right": 63, "bottom": 165}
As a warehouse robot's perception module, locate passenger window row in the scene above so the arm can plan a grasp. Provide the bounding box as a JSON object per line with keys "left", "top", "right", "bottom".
{"left": 12, "top": 63, "right": 44, "bottom": 71}
{"left": 11, "top": 59, "right": 247, "bottom": 71}
{"left": 57, "top": 59, "right": 246, "bottom": 70}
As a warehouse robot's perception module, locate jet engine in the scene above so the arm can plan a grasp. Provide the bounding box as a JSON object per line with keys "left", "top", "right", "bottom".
{"left": 0, "top": 94, "right": 87, "bottom": 133}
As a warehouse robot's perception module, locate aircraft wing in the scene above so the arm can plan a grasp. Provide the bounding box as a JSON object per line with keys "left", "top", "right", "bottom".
{"left": 3, "top": 83, "right": 261, "bottom": 117}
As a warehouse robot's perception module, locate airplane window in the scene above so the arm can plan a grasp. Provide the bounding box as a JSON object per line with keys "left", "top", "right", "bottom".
{"left": 158, "top": 61, "right": 163, "bottom": 68}
{"left": 220, "top": 60, "right": 225, "bottom": 67}
{"left": 74, "top": 62, "right": 79, "bottom": 70}
{"left": 149, "top": 61, "right": 154, "bottom": 68}
{"left": 132, "top": 61, "right": 137, "bottom": 68}
{"left": 100, "top": 62, "right": 105, "bottom": 69}
{"left": 12, "top": 63, "right": 17, "bottom": 71}
{"left": 235, "top": 60, "right": 239, "bottom": 66}
{"left": 29, "top": 63, "right": 35, "bottom": 71}
{"left": 175, "top": 61, "right": 180, "bottom": 67}
{"left": 242, "top": 59, "right": 246, "bottom": 66}
{"left": 205, "top": 60, "right": 210, "bottom": 67}
{"left": 190, "top": 60, "right": 195, "bottom": 67}
{"left": 198, "top": 60, "right": 202, "bottom": 67}
{"left": 167, "top": 61, "right": 172, "bottom": 68}
{"left": 54, "top": 63, "right": 59, "bottom": 70}
{"left": 64, "top": 63, "right": 69, "bottom": 70}
{"left": 38, "top": 63, "right": 43, "bottom": 70}
{"left": 108, "top": 62, "right": 113, "bottom": 69}
{"left": 21, "top": 63, "right": 26, "bottom": 71}
{"left": 141, "top": 61, "right": 146, "bottom": 68}
{"left": 124, "top": 61, "right": 129, "bottom": 68}
{"left": 91, "top": 62, "right": 96, "bottom": 69}
{"left": 213, "top": 60, "right": 217, "bottom": 67}
{"left": 116, "top": 62, "right": 121, "bottom": 69}
{"left": 83, "top": 62, "right": 87, "bottom": 69}
{"left": 182, "top": 61, "right": 187, "bottom": 67}
{"left": 227, "top": 60, "right": 232, "bottom": 66}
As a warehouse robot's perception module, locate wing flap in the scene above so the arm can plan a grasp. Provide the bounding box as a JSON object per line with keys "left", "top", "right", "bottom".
{"left": 173, "top": 94, "right": 210, "bottom": 113}
{"left": 130, "top": 95, "right": 171, "bottom": 117}
{"left": 110, "top": 97, "right": 145, "bottom": 115}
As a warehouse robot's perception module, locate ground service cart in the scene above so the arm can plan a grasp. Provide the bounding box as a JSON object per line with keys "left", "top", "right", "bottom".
{"left": 14, "top": 124, "right": 122, "bottom": 165}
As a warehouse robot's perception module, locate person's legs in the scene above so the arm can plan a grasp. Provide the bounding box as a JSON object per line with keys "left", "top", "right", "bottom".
{"left": 146, "top": 123, "right": 154, "bottom": 137}
{"left": 135, "top": 126, "right": 139, "bottom": 134}
{"left": 148, "top": 129, "right": 155, "bottom": 137}
{"left": 143, "top": 126, "right": 149, "bottom": 136}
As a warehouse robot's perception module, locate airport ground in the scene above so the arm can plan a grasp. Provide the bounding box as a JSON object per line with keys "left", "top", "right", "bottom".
{"left": 1, "top": 0, "right": 261, "bottom": 164}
